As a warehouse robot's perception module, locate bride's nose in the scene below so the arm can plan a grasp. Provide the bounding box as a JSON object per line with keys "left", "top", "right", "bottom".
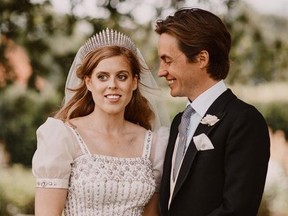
{"left": 108, "top": 78, "right": 117, "bottom": 90}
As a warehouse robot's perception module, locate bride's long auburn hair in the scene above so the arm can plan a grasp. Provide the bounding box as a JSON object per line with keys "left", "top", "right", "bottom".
{"left": 54, "top": 46, "right": 154, "bottom": 130}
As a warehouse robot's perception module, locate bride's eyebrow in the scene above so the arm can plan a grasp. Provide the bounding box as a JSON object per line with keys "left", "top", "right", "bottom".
{"left": 95, "top": 70, "right": 130, "bottom": 74}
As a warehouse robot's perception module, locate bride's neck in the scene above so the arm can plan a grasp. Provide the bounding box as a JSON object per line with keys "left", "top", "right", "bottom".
{"left": 85, "top": 111, "right": 127, "bottom": 134}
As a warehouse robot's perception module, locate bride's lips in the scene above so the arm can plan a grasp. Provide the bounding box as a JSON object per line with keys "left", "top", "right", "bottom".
{"left": 105, "top": 94, "right": 121, "bottom": 102}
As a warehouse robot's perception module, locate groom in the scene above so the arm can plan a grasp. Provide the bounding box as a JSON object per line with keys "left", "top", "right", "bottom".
{"left": 155, "top": 8, "right": 270, "bottom": 216}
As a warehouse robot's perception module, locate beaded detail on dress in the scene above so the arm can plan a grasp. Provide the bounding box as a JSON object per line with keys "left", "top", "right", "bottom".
{"left": 63, "top": 127, "right": 155, "bottom": 216}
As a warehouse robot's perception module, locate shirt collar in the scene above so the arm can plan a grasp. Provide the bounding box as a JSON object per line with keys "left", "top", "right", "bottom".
{"left": 186, "top": 80, "right": 227, "bottom": 117}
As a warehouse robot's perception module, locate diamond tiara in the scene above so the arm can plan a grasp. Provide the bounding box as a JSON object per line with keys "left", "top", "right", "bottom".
{"left": 79, "top": 28, "right": 137, "bottom": 59}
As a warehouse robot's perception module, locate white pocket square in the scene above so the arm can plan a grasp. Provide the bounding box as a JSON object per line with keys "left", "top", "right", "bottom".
{"left": 193, "top": 133, "right": 214, "bottom": 151}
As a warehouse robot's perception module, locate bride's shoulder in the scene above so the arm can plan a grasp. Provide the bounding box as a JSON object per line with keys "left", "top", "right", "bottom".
{"left": 38, "top": 117, "right": 66, "bottom": 131}
{"left": 37, "top": 117, "right": 75, "bottom": 140}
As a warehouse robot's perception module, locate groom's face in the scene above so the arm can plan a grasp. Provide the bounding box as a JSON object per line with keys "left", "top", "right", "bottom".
{"left": 157, "top": 33, "right": 204, "bottom": 100}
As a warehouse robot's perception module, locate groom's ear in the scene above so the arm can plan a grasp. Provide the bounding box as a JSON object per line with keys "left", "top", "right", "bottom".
{"left": 198, "top": 50, "right": 209, "bottom": 69}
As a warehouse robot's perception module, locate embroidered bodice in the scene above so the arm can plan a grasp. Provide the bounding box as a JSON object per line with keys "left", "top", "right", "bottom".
{"left": 64, "top": 127, "right": 155, "bottom": 215}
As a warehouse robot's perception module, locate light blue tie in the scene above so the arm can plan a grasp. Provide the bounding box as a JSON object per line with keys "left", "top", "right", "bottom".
{"left": 173, "top": 105, "right": 195, "bottom": 180}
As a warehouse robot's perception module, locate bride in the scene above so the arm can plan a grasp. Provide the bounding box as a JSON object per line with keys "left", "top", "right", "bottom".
{"left": 32, "top": 28, "right": 170, "bottom": 216}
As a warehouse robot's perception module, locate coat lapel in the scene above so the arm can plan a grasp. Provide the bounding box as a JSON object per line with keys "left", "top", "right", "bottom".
{"left": 171, "top": 89, "right": 236, "bottom": 200}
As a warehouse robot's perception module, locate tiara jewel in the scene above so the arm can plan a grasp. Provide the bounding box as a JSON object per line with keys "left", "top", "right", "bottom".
{"left": 80, "top": 28, "right": 137, "bottom": 59}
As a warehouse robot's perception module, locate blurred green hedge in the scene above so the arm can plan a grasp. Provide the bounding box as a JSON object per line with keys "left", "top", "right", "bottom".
{"left": 255, "top": 102, "right": 288, "bottom": 139}
{"left": 0, "top": 84, "right": 61, "bottom": 167}
{"left": 0, "top": 165, "right": 35, "bottom": 215}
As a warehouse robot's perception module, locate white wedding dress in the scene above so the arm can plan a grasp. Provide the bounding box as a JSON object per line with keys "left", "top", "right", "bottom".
{"left": 32, "top": 118, "right": 168, "bottom": 216}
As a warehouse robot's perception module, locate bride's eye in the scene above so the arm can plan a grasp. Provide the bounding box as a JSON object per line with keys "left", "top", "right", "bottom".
{"left": 97, "top": 74, "right": 109, "bottom": 81}
{"left": 118, "top": 74, "right": 128, "bottom": 81}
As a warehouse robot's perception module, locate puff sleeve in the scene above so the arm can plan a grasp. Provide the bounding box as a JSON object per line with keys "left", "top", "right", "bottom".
{"left": 150, "top": 126, "right": 169, "bottom": 192}
{"left": 32, "top": 118, "right": 78, "bottom": 189}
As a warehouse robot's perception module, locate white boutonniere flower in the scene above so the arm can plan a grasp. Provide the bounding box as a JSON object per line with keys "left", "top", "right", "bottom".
{"left": 200, "top": 114, "right": 219, "bottom": 126}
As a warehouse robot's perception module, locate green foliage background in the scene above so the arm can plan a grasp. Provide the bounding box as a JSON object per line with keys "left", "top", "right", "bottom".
{"left": 0, "top": 0, "right": 288, "bottom": 215}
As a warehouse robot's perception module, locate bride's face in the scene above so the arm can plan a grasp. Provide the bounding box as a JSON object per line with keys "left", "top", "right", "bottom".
{"left": 85, "top": 55, "right": 138, "bottom": 115}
